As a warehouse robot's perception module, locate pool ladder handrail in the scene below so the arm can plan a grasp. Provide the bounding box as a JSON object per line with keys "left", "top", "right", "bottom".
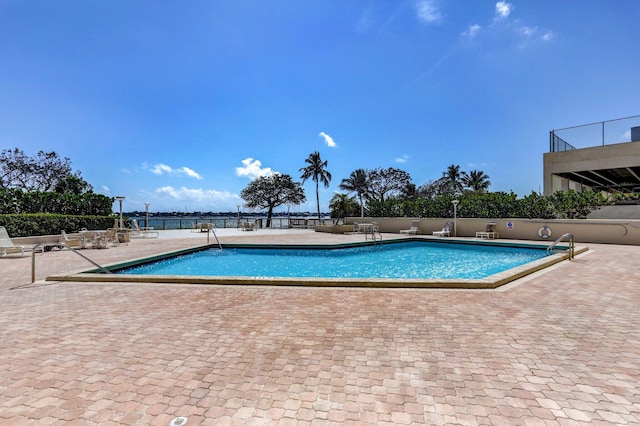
{"left": 546, "top": 233, "right": 575, "bottom": 259}
{"left": 31, "top": 242, "right": 112, "bottom": 283}
{"left": 365, "top": 223, "right": 383, "bottom": 244}
{"left": 206, "top": 225, "right": 222, "bottom": 249}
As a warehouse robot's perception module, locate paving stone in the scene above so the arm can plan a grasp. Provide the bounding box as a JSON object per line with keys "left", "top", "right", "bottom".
{"left": 2, "top": 232, "right": 640, "bottom": 423}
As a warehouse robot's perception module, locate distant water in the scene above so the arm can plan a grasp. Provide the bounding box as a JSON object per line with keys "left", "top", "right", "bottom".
{"left": 130, "top": 216, "right": 331, "bottom": 230}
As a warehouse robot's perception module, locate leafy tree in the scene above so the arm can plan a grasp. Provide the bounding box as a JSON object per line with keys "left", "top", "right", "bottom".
{"left": 516, "top": 191, "right": 555, "bottom": 219}
{"left": 417, "top": 179, "right": 449, "bottom": 199}
{"left": 329, "top": 193, "right": 358, "bottom": 221}
{"left": 399, "top": 182, "right": 418, "bottom": 201}
{"left": 461, "top": 170, "right": 491, "bottom": 193}
{"left": 53, "top": 173, "right": 94, "bottom": 194}
{"left": 0, "top": 148, "right": 91, "bottom": 193}
{"left": 339, "top": 168, "right": 368, "bottom": 217}
{"left": 549, "top": 189, "right": 609, "bottom": 219}
{"left": 367, "top": 167, "right": 412, "bottom": 205}
{"left": 463, "top": 191, "right": 517, "bottom": 218}
{"left": 299, "top": 151, "right": 332, "bottom": 220}
{"left": 240, "top": 174, "right": 306, "bottom": 227}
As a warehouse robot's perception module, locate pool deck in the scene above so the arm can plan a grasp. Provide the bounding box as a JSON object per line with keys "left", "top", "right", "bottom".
{"left": 2, "top": 229, "right": 640, "bottom": 425}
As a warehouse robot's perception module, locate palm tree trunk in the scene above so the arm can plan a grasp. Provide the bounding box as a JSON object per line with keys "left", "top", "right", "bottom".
{"left": 315, "top": 181, "right": 320, "bottom": 220}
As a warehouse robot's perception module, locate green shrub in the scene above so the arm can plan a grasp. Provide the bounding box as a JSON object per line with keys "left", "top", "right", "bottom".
{"left": 0, "top": 214, "right": 118, "bottom": 237}
{"left": 359, "top": 190, "right": 606, "bottom": 219}
{"left": 0, "top": 188, "right": 113, "bottom": 216}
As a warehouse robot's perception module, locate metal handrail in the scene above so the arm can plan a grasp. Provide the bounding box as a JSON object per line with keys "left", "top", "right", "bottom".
{"left": 365, "top": 224, "right": 383, "bottom": 244}
{"left": 206, "top": 225, "right": 222, "bottom": 249}
{"left": 31, "top": 242, "right": 112, "bottom": 283}
{"left": 546, "top": 233, "right": 575, "bottom": 259}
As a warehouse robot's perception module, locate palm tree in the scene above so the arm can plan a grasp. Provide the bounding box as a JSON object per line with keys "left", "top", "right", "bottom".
{"left": 300, "top": 151, "right": 332, "bottom": 220}
{"left": 442, "top": 164, "right": 463, "bottom": 195}
{"left": 461, "top": 170, "right": 491, "bottom": 193}
{"left": 339, "top": 168, "right": 368, "bottom": 217}
{"left": 329, "top": 193, "right": 357, "bottom": 222}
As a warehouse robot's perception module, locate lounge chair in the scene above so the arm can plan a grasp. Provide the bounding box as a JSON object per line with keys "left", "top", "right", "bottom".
{"left": 131, "top": 219, "right": 159, "bottom": 238}
{"left": 0, "top": 226, "right": 29, "bottom": 257}
{"left": 476, "top": 222, "right": 499, "bottom": 239}
{"left": 105, "top": 228, "right": 121, "bottom": 246}
{"left": 60, "top": 230, "right": 83, "bottom": 248}
{"left": 433, "top": 222, "right": 453, "bottom": 237}
{"left": 352, "top": 222, "right": 359, "bottom": 233}
{"left": 241, "top": 222, "right": 255, "bottom": 231}
{"left": 399, "top": 220, "right": 421, "bottom": 235}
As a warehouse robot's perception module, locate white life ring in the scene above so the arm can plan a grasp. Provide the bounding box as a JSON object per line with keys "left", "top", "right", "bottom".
{"left": 538, "top": 226, "right": 552, "bottom": 239}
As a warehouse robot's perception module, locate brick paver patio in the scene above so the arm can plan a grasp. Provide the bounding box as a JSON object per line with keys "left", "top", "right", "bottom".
{"left": 1, "top": 230, "right": 640, "bottom": 425}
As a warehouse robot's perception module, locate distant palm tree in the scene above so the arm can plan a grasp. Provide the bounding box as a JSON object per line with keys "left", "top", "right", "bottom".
{"left": 329, "top": 193, "right": 357, "bottom": 222}
{"left": 461, "top": 170, "right": 491, "bottom": 193}
{"left": 442, "top": 164, "right": 463, "bottom": 195}
{"left": 300, "top": 151, "right": 332, "bottom": 220}
{"left": 339, "top": 168, "right": 368, "bottom": 217}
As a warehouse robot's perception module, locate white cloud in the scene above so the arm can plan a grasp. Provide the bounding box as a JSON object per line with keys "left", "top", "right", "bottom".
{"left": 101, "top": 185, "right": 110, "bottom": 194}
{"left": 319, "top": 131, "right": 337, "bottom": 148}
{"left": 151, "top": 163, "right": 171, "bottom": 175}
{"left": 462, "top": 2, "right": 553, "bottom": 46}
{"left": 516, "top": 26, "right": 556, "bottom": 47}
{"left": 235, "top": 158, "right": 275, "bottom": 179}
{"left": 542, "top": 31, "right": 555, "bottom": 42}
{"left": 415, "top": 0, "right": 443, "bottom": 24}
{"left": 181, "top": 167, "right": 201, "bottom": 179}
{"left": 156, "top": 185, "right": 234, "bottom": 201}
{"left": 494, "top": 1, "right": 512, "bottom": 22}
{"left": 150, "top": 163, "right": 202, "bottom": 179}
{"left": 461, "top": 24, "right": 482, "bottom": 38}
{"left": 521, "top": 26, "right": 537, "bottom": 37}
{"left": 395, "top": 154, "right": 410, "bottom": 163}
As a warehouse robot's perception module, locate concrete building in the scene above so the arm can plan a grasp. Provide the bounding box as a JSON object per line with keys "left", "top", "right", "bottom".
{"left": 543, "top": 139, "right": 640, "bottom": 195}
{"left": 544, "top": 125, "right": 640, "bottom": 196}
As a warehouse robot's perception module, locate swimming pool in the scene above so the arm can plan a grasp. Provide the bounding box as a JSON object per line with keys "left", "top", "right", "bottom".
{"left": 49, "top": 239, "right": 582, "bottom": 289}
{"left": 118, "top": 241, "right": 548, "bottom": 280}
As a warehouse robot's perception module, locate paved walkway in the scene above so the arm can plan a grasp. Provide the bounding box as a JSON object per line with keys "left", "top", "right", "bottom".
{"left": 1, "top": 229, "right": 640, "bottom": 425}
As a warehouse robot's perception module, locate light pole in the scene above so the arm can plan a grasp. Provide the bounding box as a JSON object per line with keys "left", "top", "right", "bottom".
{"left": 452, "top": 199, "right": 459, "bottom": 237}
{"left": 144, "top": 203, "right": 150, "bottom": 230}
{"left": 236, "top": 204, "right": 241, "bottom": 228}
{"left": 116, "top": 196, "right": 125, "bottom": 230}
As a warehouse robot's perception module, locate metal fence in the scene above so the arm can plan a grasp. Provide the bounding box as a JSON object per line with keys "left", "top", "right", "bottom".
{"left": 549, "top": 132, "right": 575, "bottom": 152}
{"left": 549, "top": 114, "right": 640, "bottom": 152}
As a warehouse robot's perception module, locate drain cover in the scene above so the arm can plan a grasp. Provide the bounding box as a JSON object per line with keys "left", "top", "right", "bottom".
{"left": 169, "top": 417, "right": 188, "bottom": 426}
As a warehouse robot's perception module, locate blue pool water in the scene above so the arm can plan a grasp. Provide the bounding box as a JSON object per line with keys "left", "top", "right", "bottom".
{"left": 117, "top": 241, "right": 548, "bottom": 280}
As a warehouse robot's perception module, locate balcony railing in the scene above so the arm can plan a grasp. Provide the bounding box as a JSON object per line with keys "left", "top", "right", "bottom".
{"left": 549, "top": 114, "right": 640, "bottom": 152}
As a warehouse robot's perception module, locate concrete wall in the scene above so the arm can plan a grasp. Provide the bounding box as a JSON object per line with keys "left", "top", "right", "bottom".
{"left": 588, "top": 205, "right": 640, "bottom": 219}
{"left": 343, "top": 217, "right": 640, "bottom": 245}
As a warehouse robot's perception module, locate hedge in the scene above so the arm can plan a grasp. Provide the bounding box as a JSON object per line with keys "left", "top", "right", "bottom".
{"left": 0, "top": 214, "right": 120, "bottom": 237}
{"left": 0, "top": 188, "right": 113, "bottom": 216}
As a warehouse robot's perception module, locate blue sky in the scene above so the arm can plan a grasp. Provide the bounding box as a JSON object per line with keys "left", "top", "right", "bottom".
{"left": 2, "top": 1, "right": 640, "bottom": 214}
